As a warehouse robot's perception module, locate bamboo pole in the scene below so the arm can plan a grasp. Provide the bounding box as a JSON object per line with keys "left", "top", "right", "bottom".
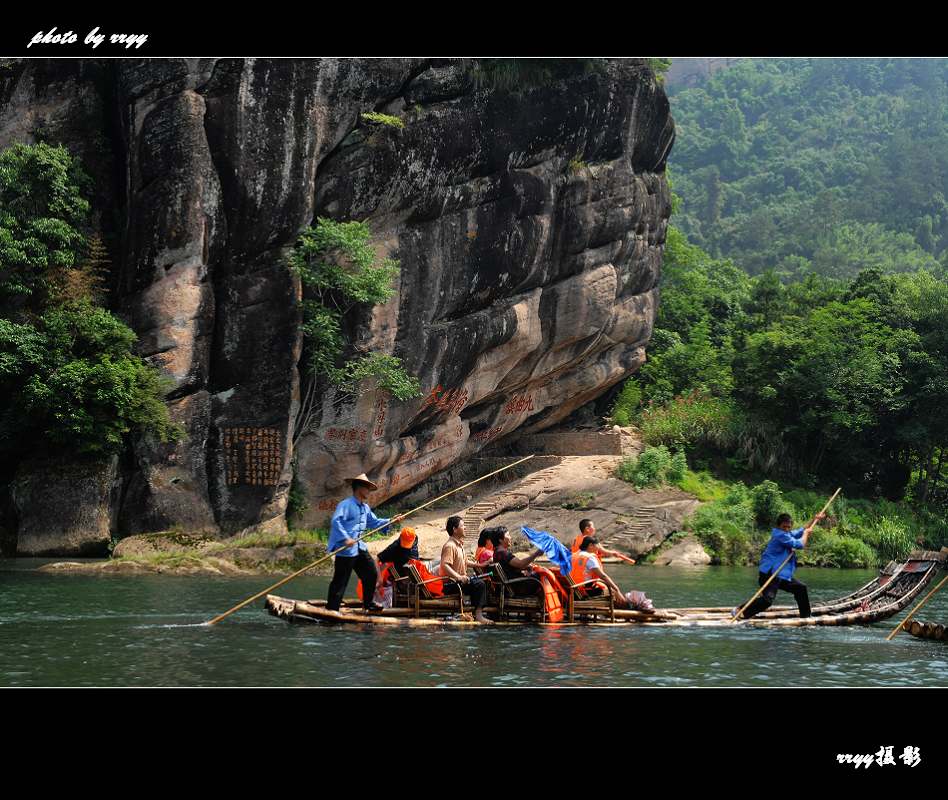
{"left": 885, "top": 572, "right": 948, "bottom": 641}
{"left": 205, "top": 455, "right": 535, "bottom": 625}
{"left": 730, "top": 487, "right": 841, "bottom": 623}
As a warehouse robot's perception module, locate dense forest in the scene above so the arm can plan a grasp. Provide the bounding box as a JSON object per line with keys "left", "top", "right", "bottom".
{"left": 614, "top": 58, "right": 948, "bottom": 564}
{"left": 668, "top": 58, "right": 948, "bottom": 277}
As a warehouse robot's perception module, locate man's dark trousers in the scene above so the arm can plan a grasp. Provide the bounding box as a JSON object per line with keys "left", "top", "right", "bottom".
{"left": 741, "top": 570, "right": 811, "bottom": 618}
{"left": 441, "top": 577, "right": 488, "bottom": 610}
{"left": 327, "top": 549, "right": 378, "bottom": 611}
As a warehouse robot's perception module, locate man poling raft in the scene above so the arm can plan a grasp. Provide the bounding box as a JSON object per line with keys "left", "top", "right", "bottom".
{"left": 327, "top": 473, "right": 405, "bottom": 613}
{"left": 731, "top": 488, "right": 840, "bottom": 621}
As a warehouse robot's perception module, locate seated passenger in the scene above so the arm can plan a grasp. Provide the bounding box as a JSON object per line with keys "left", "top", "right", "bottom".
{"left": 570, "top": 536, "right": 653, "bottom": 611}
{"left": 377, "top": 527, "right": 420, "bottom": 571}
{"left": 474, "top": 529, "right": 495, "bottom": 566}
{"left": 358, "top": 528, "right": 419, "bottom": 608}
{"left": 572, "top": 518, "right": 633, "bottom": 562}
{"left": 439, "top": 516, "right": 490, "bottom": 623}
{"left": 489, "top": 526, "right": 545, "bottom": 596}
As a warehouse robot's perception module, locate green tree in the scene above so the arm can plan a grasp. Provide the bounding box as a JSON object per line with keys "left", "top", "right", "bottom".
{"left": 0, "top": 142, "right": 91, "bottom": 308}
{"left": 0, "top": 143, "right": 175, "bottom": 462}
{"left": 290, "top": 218, "right": 421, "bottom": 442}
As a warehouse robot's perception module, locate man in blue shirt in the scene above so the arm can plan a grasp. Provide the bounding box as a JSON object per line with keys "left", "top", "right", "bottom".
{"left": 736, "top": 511, "right": 825, "bottom": 619}
{"left": 326, "top": 473, "right": 403, "bottom": 612}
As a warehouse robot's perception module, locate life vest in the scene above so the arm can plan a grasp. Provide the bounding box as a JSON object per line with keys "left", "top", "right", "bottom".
{"left": 571, "top": 534, "right": 584, "bottom": 553}
{"left": 531, "top": 565, "right": 566, "bottom": 622}
{"left": 410, "top": 558, "right": 443, "bottom": 596}
{"left": 570, "top": 550, "right": 606, "bottom": 594}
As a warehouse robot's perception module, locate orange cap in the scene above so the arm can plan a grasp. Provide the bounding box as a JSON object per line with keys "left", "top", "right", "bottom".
{"left": 400, "top": 527, "right": 416, "bottom": 548}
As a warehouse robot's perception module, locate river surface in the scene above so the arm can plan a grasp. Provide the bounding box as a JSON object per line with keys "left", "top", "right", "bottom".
{"left": 2, "top": 560, "right": 946, "bottom": 687}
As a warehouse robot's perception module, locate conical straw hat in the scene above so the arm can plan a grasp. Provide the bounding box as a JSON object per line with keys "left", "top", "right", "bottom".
{"left": 347, "top": 473, "right": 379, "bottom": 490}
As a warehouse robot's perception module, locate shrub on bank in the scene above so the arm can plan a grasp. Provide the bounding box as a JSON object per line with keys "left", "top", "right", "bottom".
{"left": 616, "top": 446, "right": 687, "bottom": 488}
{"left": 610, "top": 379, "right": 642, "bottom": 426}
{"left": 801, "top": 530, "right": 878, "bottom": 568}
{"left": 639, "top": 394, "right": 743, "bottom": 452}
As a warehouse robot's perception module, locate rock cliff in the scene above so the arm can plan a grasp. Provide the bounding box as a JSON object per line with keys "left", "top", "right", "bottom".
{"left": 0, "top": 58, "right": 674, "bottom": 554}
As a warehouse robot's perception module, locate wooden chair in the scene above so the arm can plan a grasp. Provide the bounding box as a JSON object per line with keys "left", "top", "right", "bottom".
{"left": 491, "top": 565, "right": 546, "bottom": 621}
{"left": 406, "top": 563, "right": 466, "bottom": 617}
{"left": 557, "top": 572, "right": 615, "bottom": 623}
{"left": 386, "top": 563, "right": 414, "bottom": 609}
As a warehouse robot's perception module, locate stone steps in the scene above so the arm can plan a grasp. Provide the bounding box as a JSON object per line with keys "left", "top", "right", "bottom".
{"left": 600, "top": 504, "right": 660, "bottom": 552}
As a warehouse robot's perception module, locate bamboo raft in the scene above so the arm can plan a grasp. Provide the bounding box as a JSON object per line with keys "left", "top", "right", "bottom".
{"left": 265, "top": 549, "right": 947, "bottom": 628}
{"left": 902, "top": 619, "right": 947, "bottom": 642}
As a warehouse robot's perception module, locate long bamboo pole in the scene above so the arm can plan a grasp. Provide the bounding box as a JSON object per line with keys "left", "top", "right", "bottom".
{"left": 885, "top": 572, "right": 948, "bottom": 641}
{"left": 729, "top": 487, "right": 841, "bottom": 623}
{"left": 205, "top": 455, "right": 535, "bottom": 625}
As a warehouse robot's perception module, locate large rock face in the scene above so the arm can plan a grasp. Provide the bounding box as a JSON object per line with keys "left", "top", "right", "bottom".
{"left": 12, "top": 457, "right": 119, "bottom": 556}
{"left": 0, "top": 58, "right": 674, "bottom": 549}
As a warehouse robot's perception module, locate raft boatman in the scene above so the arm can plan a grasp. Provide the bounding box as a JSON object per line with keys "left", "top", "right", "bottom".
{"left": 734, "top": 511, "right": 826, "bottom": 619}
{"left": 326, "top": 473, "right": 403, "bottom": 613}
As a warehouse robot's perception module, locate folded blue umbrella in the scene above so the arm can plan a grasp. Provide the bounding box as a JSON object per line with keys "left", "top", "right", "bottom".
{"left": 521, "top": 526, "right": 572, "bottom": 575}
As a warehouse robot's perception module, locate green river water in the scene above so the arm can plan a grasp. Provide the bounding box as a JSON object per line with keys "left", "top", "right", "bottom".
{"left": 2, "top": 560, "right": 946, "bottom": 687}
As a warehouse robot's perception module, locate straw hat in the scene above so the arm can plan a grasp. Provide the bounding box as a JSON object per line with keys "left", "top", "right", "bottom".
{"left": 347, "top": 473, "right": 379, "bottom": 490}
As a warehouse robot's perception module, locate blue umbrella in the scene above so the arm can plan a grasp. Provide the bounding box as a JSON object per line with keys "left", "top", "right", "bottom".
{"left": 521, "top": 526, "right": 572, "bottom": 575}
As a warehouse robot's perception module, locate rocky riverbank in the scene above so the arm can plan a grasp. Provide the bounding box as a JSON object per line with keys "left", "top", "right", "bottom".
{"left": 38, "top": 529, "right": 332, "bottom": 576}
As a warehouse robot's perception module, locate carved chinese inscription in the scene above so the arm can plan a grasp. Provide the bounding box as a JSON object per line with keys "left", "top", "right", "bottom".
{"left": 472, "top": 425, "right": 505, "bottom": 443}
{"left": 503, "top": 394, "right": 535, "bottom": 415}
{"left": 373, "top": 394, "right": 388, "bottom": 439}
{"left": 420, "top": 385, "right": 469, "bottom": 416}
{"left": 325, "top": 427, "right": 367, "bottom": 443}
{"left": 223, "top": 427, "right": 283, "bottom": 486}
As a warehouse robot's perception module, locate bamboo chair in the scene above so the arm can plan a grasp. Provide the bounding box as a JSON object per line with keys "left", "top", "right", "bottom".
{"left": 406, "top": 563, "right": 467, "bottom": 618}
{"left": 557, "top": 572, "right": 615, "bottom": 623}
{"left": 386, "top": 563, "right": 414, "bottom": 609}
{"left": 491, "top": 565, "right": 546, "bottom": 621}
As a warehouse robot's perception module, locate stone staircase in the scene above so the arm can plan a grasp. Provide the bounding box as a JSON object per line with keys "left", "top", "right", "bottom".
{"left": 600, "top": 505, "right": 659, "bottom": 552}
{"left": 459, "top": 458, "right": 581, "bottom": 553}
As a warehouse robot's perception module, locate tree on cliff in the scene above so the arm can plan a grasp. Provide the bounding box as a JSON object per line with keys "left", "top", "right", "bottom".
{"left": 0, "top": 143, "right": 176, "bottom": 462}
{"left": 290, "top": 217, "right": 420, "bottom": 443}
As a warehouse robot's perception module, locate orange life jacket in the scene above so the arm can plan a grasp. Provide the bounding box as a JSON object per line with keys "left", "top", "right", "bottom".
{"left": 571, "top": 534, "right": 584, "bottom": 553}
{"left": 411, "top": 558, "right": 443, "bottom": 596}
{"left": 570, "top": 550, "right": 607, "bottom": 593}
{"left": 531, "top": 565, "right": 565, "bottom": 622}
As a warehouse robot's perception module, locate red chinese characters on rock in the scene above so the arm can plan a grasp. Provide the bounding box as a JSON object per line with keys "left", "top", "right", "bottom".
{"left": 373, "top": 394, "right": 388, "bottom": 439}
{"left": 471, "top": 426, "right": 505, "bottom": 443}
{"left": 317, "top": 498, "right": 339, "bottom": 512}
{"left": 503, "top": 394, "right": 535, "bottom": 416}
{"left": 420, "top": 385, "right": 469, "bottom": 416}
{"left": 325, "top": 427, "right": 368, "bottom": 443}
